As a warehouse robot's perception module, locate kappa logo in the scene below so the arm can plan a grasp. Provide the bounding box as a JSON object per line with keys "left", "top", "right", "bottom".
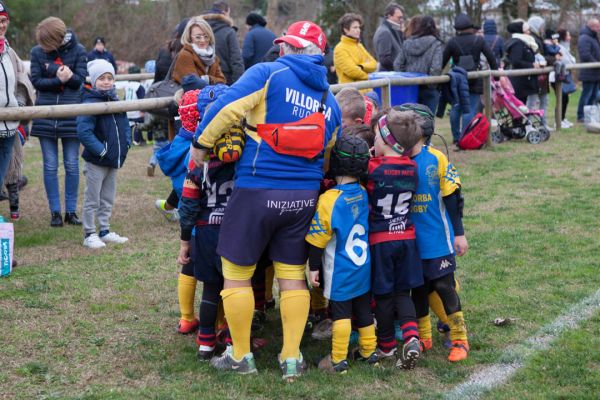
{"left": 440, "top": 259, "right": 452, "bottom": 270}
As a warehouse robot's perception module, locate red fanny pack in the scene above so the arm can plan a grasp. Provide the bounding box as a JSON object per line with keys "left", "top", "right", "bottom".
{"left": 254, "top": 91, "right": 328, "bottom": 159}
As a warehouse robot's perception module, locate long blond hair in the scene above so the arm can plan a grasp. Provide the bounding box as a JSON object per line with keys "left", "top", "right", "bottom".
{"left": 181, "top": 17, "right": 215, "bottom": 47}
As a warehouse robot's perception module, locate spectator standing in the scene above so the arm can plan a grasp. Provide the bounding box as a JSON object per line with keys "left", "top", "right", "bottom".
{"left": 0, "top": 2, "right": 34, "bottom": 220}
{"left": 373, "top": 3, "right": 405, "bottom": 71}
{"left": 202, "top": 1, "right": 245, "bottom": 84}
{"left": 334, "top": 13, "right": 377, "bottom": 86}
{"left": 482, "top": 19, "right": 503, "bottom": 67}
{"left": 242, "top": 13, "right": 276, "bottom": 69}
{"left": 527, "top": 16, "right": 555, "bottom": 129}
{"left": 394, "top": 15, "right": 444, "bottom": 115}
{"left": 576, "top": 18, "right": 600, "bottom": 123}
{"left": 172, "top": 17, "right": 226, "bottom": 85}
{"left": 557, "top": 29, "right": 576, "bottom": 127}
{"left": 87, "top": 37, "right": 117, "bottom": 72}
{"left": 505, "top": 21, "right": 539, "bottom": 103}
{"left": 442, "top": 13, "right": 498, "bottom": 143}
{"left": 30, "top": 17, "right": 87, "bottom": 227}
{"left": 154, "top": 18, "right": 188, "bottom": 82}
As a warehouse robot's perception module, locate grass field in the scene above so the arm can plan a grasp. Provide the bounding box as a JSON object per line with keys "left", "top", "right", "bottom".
{"left": 1, "top": 92, "right": 599, "bottom": 400}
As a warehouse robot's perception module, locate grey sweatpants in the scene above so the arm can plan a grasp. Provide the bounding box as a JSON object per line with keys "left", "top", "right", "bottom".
{"left": 82, "top": 161, "right": 118, "bottom": 235}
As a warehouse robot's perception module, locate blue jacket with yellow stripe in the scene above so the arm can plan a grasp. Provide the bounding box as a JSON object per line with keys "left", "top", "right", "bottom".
{"left": 194, "top": 54, "right": 342, "bottom": 191}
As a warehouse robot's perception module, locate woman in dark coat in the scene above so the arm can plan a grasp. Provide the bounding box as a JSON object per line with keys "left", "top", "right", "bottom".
{"left": 505, "top": 21, "right": 539, "bottom": 103}
{"left": 30, "top": 17, "right": 87, "bottom": 227}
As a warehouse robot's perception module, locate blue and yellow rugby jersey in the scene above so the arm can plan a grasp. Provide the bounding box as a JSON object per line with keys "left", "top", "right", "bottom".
{"left": 305, "top": 183, "right": 371, "bottom": 302}
{"left": 194, "top": 54, "right": 342, "bottom": 191}
{"left": 411, "top": 145, "right": 461, "bottom": 259}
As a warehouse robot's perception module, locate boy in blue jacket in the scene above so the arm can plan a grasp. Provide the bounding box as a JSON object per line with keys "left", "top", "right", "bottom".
{"left": 77, "top": 59, "right": 131, "bottom": 249}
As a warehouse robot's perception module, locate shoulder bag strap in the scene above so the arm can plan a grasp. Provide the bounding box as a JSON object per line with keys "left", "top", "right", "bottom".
{"left": 318, "top": 91, "right": 328, "bottom": 114}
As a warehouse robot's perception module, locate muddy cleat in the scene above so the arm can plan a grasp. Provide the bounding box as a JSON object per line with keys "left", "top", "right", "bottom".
{"left": 376, "top": 347, "right": 396, "bottom": 360}
{"left": 265, "top": 298, "right": 276, "bottom": 310}
{"left": 311, "top": 318, "right": 333, "bottom": 341}
{"left": 396, "top": 337, "right": 421, "bottom": 370}
{"left": 351, "top": 348, "right": 379, "bottom": 366}
{"left": 210, "top": 346, "right": 257, "bottom": 374}
{"left": 177, "top": 318, "right": 199, "bottom": 334}
{"left": 420, "top": 338, "right": 433, "bottom": 352}
{"left": 318, "top": 354, "right": 349, "bottom": 374}
{"left": 279, "top": 353, "right": 307, "bottom": 381}
{"left": 448, "top": 340, "right": 469, "bottom": 362}
{"left": 197, "top": 345, "right": 215, "bottom": 361}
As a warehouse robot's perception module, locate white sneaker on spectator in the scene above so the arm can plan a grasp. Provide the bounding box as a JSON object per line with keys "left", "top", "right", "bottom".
{"left": 100, "top": 232, "right": 129, "bottom": 244}
{"left": 83, "top": 233, "right": 106, "bottom": 249}
{"left": 561, "top": 120, "right": 572, "bottom": 128}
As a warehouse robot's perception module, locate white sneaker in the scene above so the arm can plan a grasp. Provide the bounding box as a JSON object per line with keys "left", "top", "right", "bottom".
{"left": 155, "top": 199, "right": 179, "bottom": 222}
{"left": 561, "top": 119, "right": 572, "bottom": 128}
{"left": 100, "top": 231, "right": 129, "bottom": 244}
{"left": 83, "top": 233, "right": 106, "bottom": 249}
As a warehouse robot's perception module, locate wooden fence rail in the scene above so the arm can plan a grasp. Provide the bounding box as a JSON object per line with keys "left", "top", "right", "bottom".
{"left": 3, "top": 63, "right": 599, "bottom": 147}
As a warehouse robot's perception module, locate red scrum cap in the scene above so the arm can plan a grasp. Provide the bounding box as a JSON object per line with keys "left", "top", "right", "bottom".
{"left": 274, "top": 21, "right": 327, "bottom": 52}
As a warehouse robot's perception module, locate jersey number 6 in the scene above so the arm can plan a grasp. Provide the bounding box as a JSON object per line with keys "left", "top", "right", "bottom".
{"left": 345, "top": 224, "right": 368, "bottom": 266}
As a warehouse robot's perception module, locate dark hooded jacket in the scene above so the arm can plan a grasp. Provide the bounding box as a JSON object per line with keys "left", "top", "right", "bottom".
{"left": 577, "top": 25, "right": 600, "bottom": 82}
{"left": 77, "top": 87, "right": 131, "bottom": 169}
{"left": 394, "top": 35, "right": 444, "bottom": 77}
{"left": 483, "top": 19, "right": 504, "bottom": 65}
{"left": 87, "top": 48, "right": 117, "bottom": 72}
{"left": 442, "top": 32, "right": 498, "bottom": 94}
{"left": 202, "top": 11, "right": 245, "bottom": 84}
{"left": 505, "top": 37, "right": 538, "bottom": 100}
{"left": 437, "top": 66, "right": 470, "bottom": 118}
{"left": 30, "top": 30, "right": 88, "bottom": 139}
{"left": 242, "top": 24, "right": 276, "bottom": 69}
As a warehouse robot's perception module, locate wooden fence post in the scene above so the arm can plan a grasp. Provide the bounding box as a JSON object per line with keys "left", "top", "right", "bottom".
{"left": 483, "top": 72, "right": 493, "bottom": 147}
{"left": 381, "top": 80, "right": 392, "bottom": 109}
{"left": 555, "top": 80, "right": 563, "bottom": 132}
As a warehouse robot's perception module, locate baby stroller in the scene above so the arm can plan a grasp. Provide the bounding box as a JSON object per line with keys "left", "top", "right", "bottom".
{"left": 490, "top": 77, "right": 550, "bottom": 144}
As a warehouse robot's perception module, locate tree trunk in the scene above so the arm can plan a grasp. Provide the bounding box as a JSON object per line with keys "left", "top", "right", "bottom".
{"left": 517, "top": 0, "right": 529, "bottom": 20}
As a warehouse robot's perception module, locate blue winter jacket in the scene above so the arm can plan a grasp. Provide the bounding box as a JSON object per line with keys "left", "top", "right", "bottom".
{"left": 242, "top": 25, "right": 277, "bottom": 69}
{"left": 156, "top": 127, "right": 194, "bottom": 201}
{"left": 87, "top": 49, "right": 118, "bottom": 72}
{"left": 30, "top": 31, "right": 88, "bottom": 139}
{"left": 437, "top": 67, "right": 471, "bottom": 117}
{"left": 577, "top": 26, "right": 600, "bottom": 82}
{"left": 195, "top": 54, "right": 342, "bottom": 191}
{"left": 77, "top": 87, "right": 131, "bottom": 169}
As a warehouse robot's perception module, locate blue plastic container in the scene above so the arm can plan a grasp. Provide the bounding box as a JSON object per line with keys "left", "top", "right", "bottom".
{"left": 368, "top": 71, "right": 427, "bottom": 106}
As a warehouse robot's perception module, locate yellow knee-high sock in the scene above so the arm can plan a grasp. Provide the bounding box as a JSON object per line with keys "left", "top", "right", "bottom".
{"left": 280, "top": 289, "right": 310, "bottom": 360}
{"left": 310, "top": 286, "right": 328, "bottom": 313}
{"left": 178, "top": 273, "right": 197, "bottom": 322}
{"left": 358, "top": 324, "right": 377, "bottom": 358}
{"left": 428, "top": 291, "right": 448, "bottom": 326}
{"left": 418, "top": 315, "right": 432, "bottom": 341}
{"left": 332, "top": 319, "right": 352, "bottom": 363}
{"left": 265, "top": 265, "right": 275, "bottom": 302}
{"left": 221, "top": 287, "right": 254, "bottom": 360}
{"left": 447, "top": 311, "right": 468, "bottom": 342}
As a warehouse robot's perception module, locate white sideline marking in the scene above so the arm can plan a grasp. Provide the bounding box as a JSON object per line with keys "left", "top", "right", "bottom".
{"left": 445, "top": 288, "right": 600, "bottom": 400}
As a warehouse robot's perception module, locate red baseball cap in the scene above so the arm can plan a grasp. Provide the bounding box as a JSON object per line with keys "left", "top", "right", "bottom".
{"left": 274, "top": 21, "right": 327, "bottom": 52}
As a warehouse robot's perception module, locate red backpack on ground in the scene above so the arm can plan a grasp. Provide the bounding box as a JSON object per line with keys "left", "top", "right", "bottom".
{"left": 458, "top": 113, "right": 489, "bottom": 150}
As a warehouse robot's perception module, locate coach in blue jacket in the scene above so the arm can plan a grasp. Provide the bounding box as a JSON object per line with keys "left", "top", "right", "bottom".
{"left": 30, "top": 17, "right": 87, "bottom": 227}
{"left": 190, "top": 20, "right": 342, "bottom": 380}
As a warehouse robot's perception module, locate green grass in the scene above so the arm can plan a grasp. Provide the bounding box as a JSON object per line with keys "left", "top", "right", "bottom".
{"left": 1, "top": 91, "right": 599, "bottom": 399}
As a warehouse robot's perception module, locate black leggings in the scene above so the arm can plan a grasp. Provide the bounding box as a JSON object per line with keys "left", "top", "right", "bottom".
{"left": 330, "top": 292, "right": 373, "bottom": 328}
{"left": 374, "top": 290, "right": 415, "bottom": 341}
{"left": 412, "top": 273, "right": 461, "bottom": 319}
{"left": 199, "top": 280, "right": 223, "bottom": 330}
{"left": 166, "top": 189, "right": 179, "bottom": 209}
